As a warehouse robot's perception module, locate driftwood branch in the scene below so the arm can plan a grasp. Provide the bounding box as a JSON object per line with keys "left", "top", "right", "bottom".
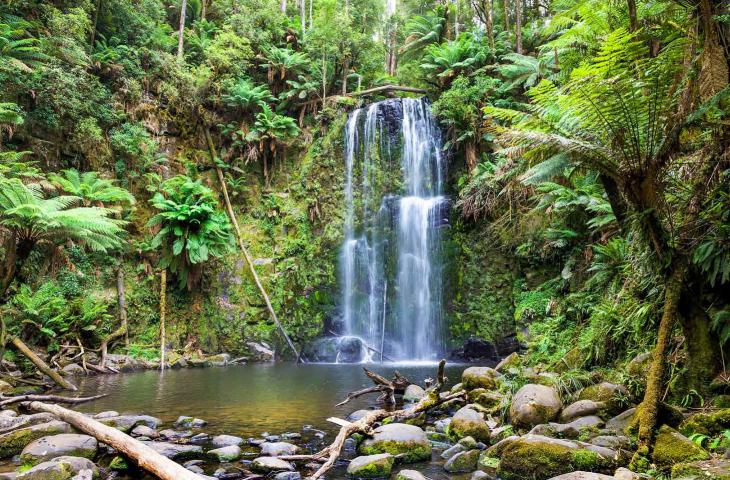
{"left": 27, "top": 402, "right": 202, "bottom": 480}
{"left": 283, "top": 360, "right": 459, "bottom": 480}
{"left": 0, "top": 393, "right": 106, "bottom": 407}
{"left": 10, "top": 337, "right": 77, "bottom": 391}
{"left": 336, "top": 368, "right": 413, "bottom": 406}
{"left": 349, "top": 84, "right": 428, "bottom": 97}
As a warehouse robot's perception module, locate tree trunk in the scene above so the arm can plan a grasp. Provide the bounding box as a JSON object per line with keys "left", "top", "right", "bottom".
{"left": 201, "top": 0, "right": 207, "bottom": 20}
{"left": 0, "top": 236, "right": 17, "bottom": 300}
{"left": 515, "top": 0, "right": 522, "bottom": 55}
{"left": 627, "top": 0, "right": 638, "bottom": 32}
{"left": 341, "top": 57, "right": 349, "bottom": 95}
{"left": 90, "top": 0, "right": 102, "bottom": 47}
{"left": 599, "top": 174, "right": 628, "bottom": 232}
{"left": 159, "top": 269, "right": 166, "bottom": 370}
{"left": 503, "top": 0, "right": 510, "bottom": 32}
{"left": 177, "top": 0, "right": 187, "bottom": 61}
{"left": 281, "top": 0, "right": 287, "bottom": 13}
{"left": 631, "top": 261, "right": 686, "bottom": 469}
{"left": 300, "top": 0, "right": 306, "bottom": 34}
{"left": 678, "top": 288, "right": 720, "bottom": 393}
{"left": 309, "top": 0, "right": 313, "bottom": 30}
{"left": 117, "top": 266, "right": 128, "bottom": 348}
{"left": 487, "top": 0, "right": 495, "bottom": 50}
{"left": 10, "top": 336, "right": 77, "bottom": 391}
{"left": 204, "top": 129, "right": 301, "bottom": 360}
{"left": 28, "top": 402, "right": 202, "bottom": 480}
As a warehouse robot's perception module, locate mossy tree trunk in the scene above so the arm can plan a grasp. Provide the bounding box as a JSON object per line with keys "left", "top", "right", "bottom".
{"left": 159, "top": 269, "right": 167, "bottom": 370}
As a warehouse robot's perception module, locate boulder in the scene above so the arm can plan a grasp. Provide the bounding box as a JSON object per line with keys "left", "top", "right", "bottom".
{"left": 174, "top": 416, "right": 207, "bottom": 428}
{"left": 605, "top": 409, "right": 635, "bottom": 434}
{"left": 98, "top": 414, "right": 161, "bottom": 432}
{"left": 588, "top": 436, "right": 631, "bottom": 450}
{"left": 0, "top": 413, "right": 55, "bottom": 432}
{"left": 671, "top": 458, "right": 730, "bottom": 479}
{"left": 510, "top": 384, "right": 562, "bottom": 428}
{"left": 211, "top": 434, "right": 243, "bottom": 448}
{"left": 652, "top": 425, "right": 709, "bottom": 468}
{"left": 205, "top": 353, "right": 230, "bottom": 366}
{"left": 252, "top": 456, "right": 295, "bottom": 473}
{"left": 469, "top": 389, "right": 505, "bottom": 413}
{"left": 448, "top": 407, "right": 490, "bottom": 443}
{"left": 434, "top": 418, "right": 451, "bottom": 433}
{"left": 16, "top": 456, "right": 98, "bottom": 480}
{"left": 441, "top": 443, "right": 466, "bottom": 460}
{"left": 444, "top": 449, "right": 479, "bottom": 473}
{"left": 462, "top": 367, "right": 499, "bottom": 390}
{"left": 347, "top": 410, "right": 371, "bottom": 422}
{"left": 246, "top": 342, "right": 275, "bottom": 362}
{"left": 20, "top": 434, "right": 97, "bottom": 466}
{"left": 679, "top": 409, "right": 730, "bottom": 437}
{"left": 403, "top": 385, "right": 425, "bottom": 402}
{"left": 207, "top": 445, "right": 241, "bottom": 462}
{"left": 261, "top": 442, "right": 299, "bottom": 456}
{"left": 346, "top": 453, "right": 394, "bottom": 478}
{"left": 274, "top": 473, "right": 302, "bottom": 480}
{"left": 142, "top": 441, "right": 204, "bottom": 461}
{"left": 578, "top": 383, "right": 628, "bottom": 415}
{"left": 359, "top": 423, "right": 431, "bottom": 463}
{"left": 92, "top": 411, "right": 118, "bottom": 419}
{"left": 61, "top": 363, "right": 85, "bottom": 376}
{"left": 626, "top": 352, "right": 651, "bottom": 377}
{"left": 485, "top": 435, "right": 520, "bottom": 457}
{"left": 461, "top": 337, "right": 499, "bottom": 360}
{"left": 0, "top": 421, "right": 71, "bottom": 458}
{"left": 561, "top": 401, "right": 606, "bottom": 423}
{"left": 546, "top": 473, "right": 613, "bottom": 480}
{"left": 495, "top": 353, "right": 520, "bottom": 373}
{"left": 131, "top": 425, "right": 159, "bottom": 438}
{"left": 613, "top": 467, "right": 647, "bottom": 480}
{"left": 471, "top": 471, "right": 495, "bottom": 480}
{"left": 395, "top": 469, "right": 430, "bottom": 480}
{"left": 497, "top": 435, "right": 611, "bottom": 480}
{"left": 159, "top": 429, "right": 193, "bottom": 440}
{"left": 104, "top": 354, "right": 146, "bottom": 372}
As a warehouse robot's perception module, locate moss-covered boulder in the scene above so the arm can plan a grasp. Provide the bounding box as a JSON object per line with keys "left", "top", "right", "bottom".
{"left": 444, "top": 449, "right": 479, "bottom": 473}
{"left": 394, "top": 469, "right": 430, "bottom": 480}
{"left": 497, "top": 435, "right": 611, "bottom": 480}
{"left": 671, "top": 459, "right": 730, "bottom": 479}
{"left": 469, "top": 389, "right": 505, "bottom": 413}
{"left": 478, "top": 452, "right": 500, "bottom": 477}
{"left": 462, "top": 367, "right": 499, "bottom": 390}
{"left": 652, "top": 425, "right": 709, "bottom": 468}
{"left": 16, "top": 455, "right": 99, "bottom": 480}
{"left": 510, "top": 384, "right": 562, "bottom": 428}
{"left": 207, "top": 445, "right": 242, "bottom": 462}
{"left": 495, "top": 353, "right": 521, "bottom": 373}
{"left": 403, "top": 385, "right": 425, "bottom": 402}
{"left": 358, "top": 423, "right": 431, "bottom": 463}
{"left": 577, "top": 383, "right": 628, "bottom": 415}
{"left": 346, "top": 453, "right": 394, "bottom": 478}
{"left": 679, "top": 409, "right": 730, "bottom": 437}
{"left": 20, "top": 434, "right": 98, "bottom": 466}
{"left": 448, "top": 407, "right": 490, "bottom": 443}
{"left": 0, "top": 421, "right": 71, "bottom": 459}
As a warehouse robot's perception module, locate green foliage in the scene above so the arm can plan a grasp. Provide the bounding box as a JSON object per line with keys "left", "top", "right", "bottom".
{"left": 49, "top": 169, "right": 134, "bottom": 207}
{"left": 420, "top": 33, "right": 490, "bottom": 82}
{"left": 222, "top": 77, "right": 275, "bottom": 111}
{"left": 147, "top": 175, "right": 234, "bottom": 289}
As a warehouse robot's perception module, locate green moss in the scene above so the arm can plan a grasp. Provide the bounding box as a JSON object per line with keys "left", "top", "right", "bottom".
{"left": 652, "top": 425, "right": 710, "bottom": 468}
{"left": 497, "top": 439, "right": 612, "bottom": 480}
{"left": 109, "top": 456, "right": 129, "bottom": 471}
{"left": 671, "top": 460, "right": 730, "bottom": 479}
{"left": 358, "top": 441, "right": 431, "bottom": 463}
{"left": 679, "top": 409, "right": 730, "bottom": 437}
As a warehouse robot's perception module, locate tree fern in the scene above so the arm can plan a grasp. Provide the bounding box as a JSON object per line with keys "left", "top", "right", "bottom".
{"left": 48, "top": 169, "right": 134, "bottom": 207}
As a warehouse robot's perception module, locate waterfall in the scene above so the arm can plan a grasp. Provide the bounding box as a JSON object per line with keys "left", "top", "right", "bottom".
{"left": 339, "top": 98, "right": 447, "bottom": 361}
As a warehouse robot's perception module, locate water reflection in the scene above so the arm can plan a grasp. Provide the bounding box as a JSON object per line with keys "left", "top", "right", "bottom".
{"left": 75, "top": 363, "right": 464, "bottom": 439}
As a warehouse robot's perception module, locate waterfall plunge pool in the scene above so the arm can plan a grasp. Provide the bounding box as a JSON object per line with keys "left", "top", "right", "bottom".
{"left": 70, "top": 363, "right": 470, "bottom": 478}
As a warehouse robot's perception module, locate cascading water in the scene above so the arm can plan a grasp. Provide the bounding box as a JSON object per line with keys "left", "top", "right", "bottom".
{"left": 340, "top": 97, "right": 447, "bottom": 361}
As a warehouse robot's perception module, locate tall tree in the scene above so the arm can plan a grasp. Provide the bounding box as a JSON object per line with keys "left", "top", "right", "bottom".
{"left": 515, "top": 0, "right": 522, "bottom": 53}
{"left": 177, "top": 0, "right": 187, "bottom": 61}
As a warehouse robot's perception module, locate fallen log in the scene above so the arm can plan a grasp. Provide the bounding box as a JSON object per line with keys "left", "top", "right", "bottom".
{"left": 281, "top": 360, "right": 460, "bottom": 480}
{"left": 27, "top": 401, "right": 201, "bottom": 480}
{"left": 10, "top": 337, "right": 77, "bottom": 391}
{"left": 0, "top": 393, "right": 106, "bottom": 407}
{"left": 349, "top": 84, "right": 428, "bottom": 97}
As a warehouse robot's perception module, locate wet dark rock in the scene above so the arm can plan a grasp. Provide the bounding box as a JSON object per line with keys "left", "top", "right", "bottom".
{"left": 303, "top": 336, "right": 365, "bottom": 363}
{"left": 191, "top": 433, "right": 211, "bottom": 445}
{"left": 159, "top": 429, "right": 193, "bottom": 440}
{"left": 246, "top": 342, "right": 275, "bottom": 362}
{"left": 265, "top": 435, "right": 280, "bottom": 442}
{"left": 450, "top": 337, "right": 498, "bottom": 362}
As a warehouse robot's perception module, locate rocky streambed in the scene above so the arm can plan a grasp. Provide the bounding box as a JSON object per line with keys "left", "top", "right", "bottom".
{"left": 0, "top": 355, "right": 728, "bottom": 480}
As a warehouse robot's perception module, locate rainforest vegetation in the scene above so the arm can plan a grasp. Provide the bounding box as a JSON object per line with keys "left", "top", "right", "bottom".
{"left": 0, "top": 0, "right": 729, "bottom": 478}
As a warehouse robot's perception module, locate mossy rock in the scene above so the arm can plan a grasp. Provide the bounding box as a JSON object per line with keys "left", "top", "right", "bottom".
{"left": 346, "top": 453, "right": 394, "bottom": 478}
{"left": 16, "top": 456, "right": 99, "bottom": 480}
{"left": 462, "top": 367, "right": 499, "bottom": 390}
{"left": 448, "top": 407, "right": 490, "bottom": 443}
{"left": 497, "top": 436, "right": 611, "bottom": 480}
{"left": 554, "top": 347, "right": 584, "bottom": 373}
{"left": 469, "top": 389, "right": 505, "bottom": 413}
{"left": 652, "top": 425, "right": 709, "bottom": 468}
{"left": 477, "top": 453, "right": 500, "bottom": 477}
{"left": 671, "top": 459, "right": 730, "bottom": 479}
{"left": 578, "top": 383, "right": 629, "bottom": 415}
{"left": 108, "top": 456, "right": 129, "bottom": 471}
{"left": 444, "top": 449, "right": 479, "bottom": 473}
{"left": 679, "top": 409, "right": 730, "bottom": 437}
{"left": 0, "top": 421, "right": 71, "bottom": 458}
{"left": 358, "top": 424, "right": 431, "bottom": 463}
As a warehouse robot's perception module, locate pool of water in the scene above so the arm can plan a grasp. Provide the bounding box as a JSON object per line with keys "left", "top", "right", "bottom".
{"left": 74, "top": 362, "right": 464, "bottom": 437}
{"left": 71, "top": 362, "right": 469, "bottom": 479}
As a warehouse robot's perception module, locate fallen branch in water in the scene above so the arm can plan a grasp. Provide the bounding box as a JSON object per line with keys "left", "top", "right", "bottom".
{"left": 281, "top": 360, "right": 462, "bottom": 480}
{"left": 27, "top": 401, "right": 201, "bottom": 480}
{"left": 0, "top": 393, "right": 107, "bottom": 407}
{"left": 10, "top": 336, "right": 77, "bottom": 391}
{"left": 336, "top": 368, "right": 412, "bottom": 406}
